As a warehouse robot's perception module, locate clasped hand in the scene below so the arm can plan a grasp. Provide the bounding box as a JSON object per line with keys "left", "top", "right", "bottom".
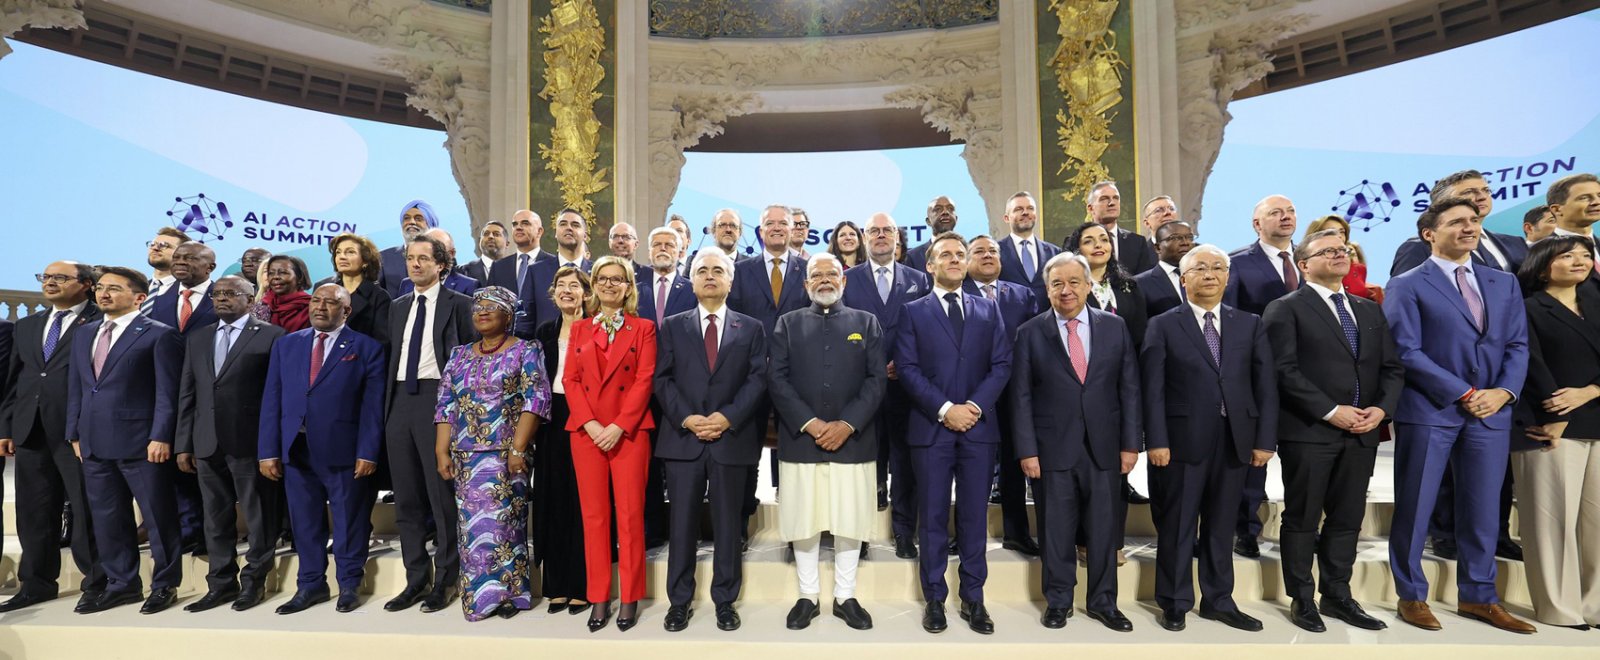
{"left": 1328, "top": 405, "right": 1387, "bottom": 434}
{"left": 684, "top": 412, "right": 731, "bottom": 441}
{"left": 942, "top": 403, "right": 980, "bottom": 432}
{"left": 806, "top": 420, "right": 852, "bottom": 452}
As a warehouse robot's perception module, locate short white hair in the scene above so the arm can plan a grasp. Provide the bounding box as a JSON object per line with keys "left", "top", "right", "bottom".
{"left": 807, "top": 252, "right": 844, "bottom": 277}
{"left": 1042, "top": 252, "right": 1091, "bottom": 282}
{"left": 690, "top": 247, "right": 735, "bottom": 279}
{"left": 1179, "top": 243, "right": 1231, "bottom": 272}
{"left": 646, "top": 225, "right": 679, "bottom": 248}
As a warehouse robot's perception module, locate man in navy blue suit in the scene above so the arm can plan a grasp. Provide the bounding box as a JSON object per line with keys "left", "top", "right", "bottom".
{"left": 1222, "top": 194, "right": 1299, "bottom": 559}
{"left": 963, "top": 235, "right": 1040, "bottom": 556}
{"left": 66, "top": 266, "right": 185, "bottom": 614}
{"left": 488, "top": 210, "right": 555, "bottom": 338}
{"left": 457, "top": 220, "right": 508, "bottom": 284}
{"left": 1133, "top": 221, "right": 1194, "bottom": 318}
{"left": 399, "top": 228, "right": 480, "bottom": 296}
{"left": 905, "top": 196, "right": 959, "bottom": 273}
{"left": 896, "top": 232, "right": 1013, "bottom": 635}
{"left": 147, "top": 241, "right": 218, "bottom": 549}
{"left": 379, "top": 200, "right": 439, "bottom": 298}
{"left": 1144, "top": 244, "right": 1278, "bottom": 633}
{"left": 654, "top": 248, "right": 768, "bottom": 632}
{"left": 1382, "top": 197, "right": 1536, "bottom": 634}
{"left": 1390, "top": 170, "right": 1528, "bottom": 278}
{"left": 841, "top": 212, "right": 931, "bottom": 558}
{"left": 997, "top": 192, "right": 1060, "bottom": 303}
{"left": 1012, "top": 253, "right": 1140, "bottom": 631}
{"left": 259, "top": 283, "right": 386, "bottom": 615}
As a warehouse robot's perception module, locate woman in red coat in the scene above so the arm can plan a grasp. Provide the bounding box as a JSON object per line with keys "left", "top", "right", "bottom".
{"left": 563, "top": 255, "right": 656, "bottom": 632}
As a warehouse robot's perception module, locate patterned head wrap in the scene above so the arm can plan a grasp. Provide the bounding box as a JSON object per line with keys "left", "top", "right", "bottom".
{"left": 473, "top": 285, "right": 518, "bottom": 316}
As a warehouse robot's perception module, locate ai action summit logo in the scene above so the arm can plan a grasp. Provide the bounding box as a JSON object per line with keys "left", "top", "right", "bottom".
{"left": 1330, "top": 180, "right": 1403, "bottom": 233}
{"left": 1331, "top": 156, "right": 1580, "bottom": 232}
{"left": 163, "top": 193, "right": 359, "bottom": 247}
{"left": 166, "top": 193, "right": 235, "bottom": 242}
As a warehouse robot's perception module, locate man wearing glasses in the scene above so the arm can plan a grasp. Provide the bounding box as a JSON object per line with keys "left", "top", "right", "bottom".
{"left": 685, "top": 209, "right": 751, "bottom": 278}
{"left": 142, "top": 227, "right": 191, "bottom": 314}
{"left": 787, "top": 208, "right": 814, "bottom": 261}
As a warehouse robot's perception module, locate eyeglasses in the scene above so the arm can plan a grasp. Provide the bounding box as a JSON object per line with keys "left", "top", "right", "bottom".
{"left": 1307, "top": 246, "right": 1354, "bottom": 260}
{"left": 1144, "top": 205, "right": 1177, "bottom": 217}
{"left": 93, "top": 284, "right": 132, "bottom": 294}
{"left": 35, "top": 273, "right": 75, "bottom": 284}
{"left": 145, "top": 241, "right": 175, "bottom": 252}
{"left": 209, "top": 290, "right": 248, "bottom": 300}
{"left": 1158, "top": 233, "right": 1196, "bottom": 243}
{"left": 1183, "top": 264, "right": 1230, "bottom": 276}
{"left": 593, "top": 275, "right": 628, "bottom": 287}
{"left": 472, "top": 303, "right": 508, "bottom": 314}
{"left": 864, "top": 227, "right": 896, "bottom": 237}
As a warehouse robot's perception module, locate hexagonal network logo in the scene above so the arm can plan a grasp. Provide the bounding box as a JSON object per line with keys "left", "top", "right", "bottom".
{"left": 166, "top": 193, "right": 235, "bottom": 242}
{"left": 1332, "top": 180, "right": 1402, "bottom": 233}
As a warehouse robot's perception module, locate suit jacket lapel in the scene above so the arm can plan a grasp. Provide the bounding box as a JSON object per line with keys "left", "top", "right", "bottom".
{"left": 685, "top": 312, "right": 712, "bottom": 377}
{"left": 601, "top": 319, "right": 638, "bottom": 383}
{"left": 1045, "top": 312, "right": 1078, "bottom": 383}
{"left": 1538, "top": 294, "right": 1600, "bottom": 357}
{"left": 1419, "top": 261, "right": 1481, "bottom": 331}
{"left": 431, "top": 293, "right": 451, "bottom": 358}
{"left": 98, "top": 318, "right": 145, "bottom": 381}
{"left": 779, "top": 256, "right": 806, "bottom": 308}
{"left": 218, "top": 322, "right": 262, "bottom": 379}
{"left": 1177, "top": 306, "right": 1220, "bottom": 373}
{"left": 312, "top": 334, "right": 353, "bottom": 389}
{"left": 1298, "top": 288, "right": 1354, "bottom": 358}
{"left": 710, "top": 315, "right": 746, "bottom": 378}
{"left": 927, "top": 295, "right": 959, "bottom": 346}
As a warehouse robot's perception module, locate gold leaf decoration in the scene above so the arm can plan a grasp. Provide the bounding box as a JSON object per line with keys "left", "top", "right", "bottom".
{"left": 537, "top": 0, "right": 610, "bottom": 219}
{"left": 1048, "top": 0, "right": 1126, "bottom": 204}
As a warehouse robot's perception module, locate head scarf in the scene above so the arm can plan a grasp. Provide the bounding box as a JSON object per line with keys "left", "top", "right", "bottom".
{"left": 400, "top": 199, "right": 440, "bottom": 229}
{"left": 473, "top": 285, "right": 518, "bottom": 316}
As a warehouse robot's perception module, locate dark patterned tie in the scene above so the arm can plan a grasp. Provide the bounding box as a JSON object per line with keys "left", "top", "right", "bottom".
{"left": 945, "top": 292, "right": 965, "bottom": 339}
{"left": 405, "top": 295, "right": 427, "bottom": 394}
{"left": 42, "top": 309, "right": 68, "bottom": 361}
{"left": 1331, "top": 293, "right": 1361, "bottom": 405}
{"left": 1204, "top": 311, "right": 1224, "bottom": 416}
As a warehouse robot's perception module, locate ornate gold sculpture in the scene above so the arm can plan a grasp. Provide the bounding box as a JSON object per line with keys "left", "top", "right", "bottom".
{"left": 1048, "top": 0, "right": 1126, "bottom": 204}
{"left": 538, "top": 0, "right": 609, "bottom": 219}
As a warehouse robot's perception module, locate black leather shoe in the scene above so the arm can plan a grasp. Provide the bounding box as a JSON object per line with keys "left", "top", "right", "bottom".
{"left": 420, "top": 586, "right": 457, "bottom": 613}
{"left": 1088, "top": 607, "right": 1134, "bottom": 632}
{"left": 384, "top": 583, "right": 429, "bottom": 612}
{"left": 1042, "top": 607, "right": 1071, "bottom": 629}
{"left": 0, "top": 592, "right": 52, "bottom": 613}
{"left": 1319, "top": 596, "right": 1387, "bottom": 630}
{"left": 959, "top": 600, "right": 994, "bottom": 635}
{"left": 80, "top": 589, "right": 142, "bottom": 614}
{"left": 922, "top": 601, "right": 947, "bottom": 633}
{"left": 1290, "top": 599, "right": 1326, "bottom": 633}
{"left": 1159, "top": 608, "right": 1186, "bottom": 631}
{"left": 335, "top": 591, "right": 361, "bottom": 613}
{"left": 947, "top": 539, "right": 959, "bottom": 556}
{"left": 183, "top": 587, "right": 239, "bottom": 613}
{"left": 894, "top": 535, "right": 918, "bottom": 559}
{"left": 616, "top": 601, "right": 639, "bottom": 632}
{"left": 860, "top": 540, "right": 870, "bottom": 561}
{"left": 715, "top": 602, "right": 740, "bottom": 631}
{"left": 588, "top": 601, "right": 612, "bottom": 632}
{"left": 1431, "top": 536, "right": 1458, "bottom": 560}
{"left": 495, "top": 603, "right": 521, "bottom": 619}
{"left": 786, "top": 598, "right": 821, "bottom": 629}
{"left": 232, "top": 587, "right": 265, "bottom": 612}
{"left": 1233, "top": 535, "right": 1261, "bottom": 559}
{"left": 1199, "top": 606, "right": 1264, "bottom": 632}
{"left": 73, "top": 590, "right": 104, "bottom": 614}
{"left": 547, "top": 599, "right": 568, "bottom": 614}
{"left": 1003, "top": 536, "right": 1041, "bottom": 557}
{"left": 1124, "top": 482, "right": 1151, "bottom": 504}
{"left": 663, "top": 604, "right": 692, "bottom": 632}
{"left": 139, "top": 588, "right": 177, "bottom": 614}
{"left": 833, "top": 598, "right": 872, "bottom": 630}
{"left": 1496, "top": 539, "right": 1524, "bottom": 561}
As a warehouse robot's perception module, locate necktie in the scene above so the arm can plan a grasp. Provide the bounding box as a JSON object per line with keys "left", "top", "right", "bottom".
{"left": 656, "top": 276, "right": 668, "bottom": 326}
{"left": 704, "top": 313, "right": 719, "bottom": 371}
{"left": 42, "top": 309, "right": 68, "bottom": 361}
{"left": 405, "top": 295, "right": 427, "bottom": 394}
{"left": 1456, "top": 266, "right": 1485, "bottom": 331}
{"left": 1021, "top": 240, "right": 1037, "bottom": 282}
{"left": 141, "top": 280, "right": 162, "bottom": 313}
{"left": 983, "top": 284, "right": 995, "bottom": 300}
{"left": 770, "top": 257, "right": 784, "bottom": 304}
{"left": 1065, "top": 318, "right": 1087, "bottom": 382}
{"left": 215, "top": 324, "right": 233, "bottom": 376}
{"left": 1204, "top": 311, "right": 1225, "bottom": 416}
{"left": 944, "top": 292, "right": 965, "bottom": 339}
{"left": 876, "top": 266, "right": 891, "bottom": 304}
{"left": 1330, "top": 293, "right": 1361, "bottom": 405}
{"left": 92, "top": 321, "right": 114, "bottom": 379}
{"left": 517, "top": 254, "right": 531, "bottom": 292}
{"left": 178, "top": 289, "right": 194, "bottom": 330}
{"left": 309, "top": 332, "right": 328, "bottom": 386}
{"left": 1278, "top": 251, "right": 1299, "bottom": 291}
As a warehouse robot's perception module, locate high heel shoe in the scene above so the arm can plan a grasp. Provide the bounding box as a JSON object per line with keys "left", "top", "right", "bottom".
{"left": 547, "top": 598, "right": 568, "bottom": 614}
{"left": 616, "top": 601, "right": 639, "bottom": 632}
{"left": 588, "top": 601, "right": 612, "bottom": 633}
{"left": 568, "top": 600, "right": 592, "bottom": 615}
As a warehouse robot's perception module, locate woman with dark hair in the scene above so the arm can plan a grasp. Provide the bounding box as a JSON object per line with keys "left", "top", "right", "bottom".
{"left": 318, "top": 233, "right": 393, "bottom": 345}
{"left": 1513, "top": 234, "right": 1600, "bottom": 630}
{"left": 894, "top": 226, "right": 910, "bottom": 264}
{"left": 1304, "top": 215, "right": 1381, "bottom": 301}
{"left": 260, "top": 255, "right": 313, "bottom": 332}
{"left": 532, "top": 266, "right": 592, "bottom": 615}
{"left": 829, "top": 221, "right": 867, "bottom": 269}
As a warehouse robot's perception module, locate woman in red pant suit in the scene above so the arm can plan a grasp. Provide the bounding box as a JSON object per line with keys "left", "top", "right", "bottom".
{"left": 563, "top": 255, "right": 656, "bottom": 632}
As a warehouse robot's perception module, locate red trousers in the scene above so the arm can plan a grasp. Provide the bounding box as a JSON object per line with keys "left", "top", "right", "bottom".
{"left": 570, "top": 430, "right": 650, "bottom": 604}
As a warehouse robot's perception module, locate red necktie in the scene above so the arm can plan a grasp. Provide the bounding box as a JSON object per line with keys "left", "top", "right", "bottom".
{"left": 1066, "top": 318, "right": 1088, "bottom": 382}
{"left": 1278, "top": 251, "right": 1299, "bottom": 291}
{"left": 704, "top": 313, "right": 718, "bottom": 371}
{"left": 309, "top": 332, "right": 327, "bottom": 386}
{"left": 178, "top": 289, "right": 194, "bottom": 330}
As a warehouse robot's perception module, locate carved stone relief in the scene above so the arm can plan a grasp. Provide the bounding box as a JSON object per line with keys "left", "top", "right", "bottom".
{"left": 0, "top": 0, "right": 84, "bottom": 59}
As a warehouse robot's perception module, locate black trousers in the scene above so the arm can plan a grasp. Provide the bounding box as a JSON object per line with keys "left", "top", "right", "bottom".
{"left": 1153, "top": 438, "right": 1248, "bottom": 613}
{"left": 663, "top": 454, "right": 749, "bottom": 607}
{"left": 1037, "top": 464, "right": 1119, "bottom": 611}
{"left": 10, "top": 422, "right": 104, "bottom": 598}
{"left": 996, "top": 405, "right": 1033, "bottom": 542}
{"left": 1237, "top": 464, "right": 1268, "bottom": 539}
{"left": 386, "top": 382, "right": 459, "bottom": 589}
{"left": 1278, "top": 437, "right": 1376, "bottom": 601}
{"left": 882, "top": 384, "right": 918, "bottom": 540}
{"left": 196, "top": 453, "right": 283, "bottom": 592}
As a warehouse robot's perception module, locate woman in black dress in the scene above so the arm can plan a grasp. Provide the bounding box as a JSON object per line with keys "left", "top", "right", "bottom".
{"left": 532, "top": 266, "right": 592, "bottom": 614}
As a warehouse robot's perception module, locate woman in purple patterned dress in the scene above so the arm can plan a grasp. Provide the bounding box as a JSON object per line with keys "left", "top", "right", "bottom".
{"left": 433, "top": 286, "right": 552, "bottom": 621}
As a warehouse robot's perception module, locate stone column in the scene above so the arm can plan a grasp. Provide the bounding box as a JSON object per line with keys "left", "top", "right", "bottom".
{"left": 487, "top": 0, "right": 532, "bottom": 226}
{"left": 999, "top": 1, "right": 1042, "bottom": 234}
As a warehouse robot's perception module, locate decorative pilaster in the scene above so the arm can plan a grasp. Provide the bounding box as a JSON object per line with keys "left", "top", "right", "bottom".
{"left": 646, "top": 92, "right": 762, "bottom": 227}
{"left": 885, "top": 82, "right": 1006, "bottom": 232}
{"left": 530, "top": 0, "right": 616, "bottom": 241}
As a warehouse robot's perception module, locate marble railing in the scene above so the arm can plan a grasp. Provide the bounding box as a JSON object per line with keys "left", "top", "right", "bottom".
{"left": 0, "top": 289, "right": 48, "bottom": 321}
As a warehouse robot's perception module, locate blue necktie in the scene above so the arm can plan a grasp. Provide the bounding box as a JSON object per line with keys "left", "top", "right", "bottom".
{"left": 405, "top": 295, "right": 427, "bottom": 394}
{"left": 516, "top": 254, "right": 531, "bottom": 293}
{"left": 876, "top": 266, "right": 891, "bottom": 304}
{"left": 1020, "top": 240, "right": 1036, "bottom": 282}
{"left": 1331, "top": 293, "right": 1361, "bottom": 405}
{"left": 215, "top": 324, "right": 233, "bottom": 376}
{"left": 1204, "top": 311, "right": 1225, "bottom": 416}
{"left": 42, "top": 310, "right": 68, "bottom": 361}
{"left": 944, "top": 292, "right": 965, "bottom": 339}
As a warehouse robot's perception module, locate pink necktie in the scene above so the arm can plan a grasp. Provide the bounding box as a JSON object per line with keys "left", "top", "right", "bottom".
{"left": 92, "top": 322, "right": 114, "bottom": 379}
{"left": 309, "top": 332, "right": 328, "bottom": 385}
{"left": 656, "top": 277, "right": 668, "bottom": 326}
{"left": 1456, "top": 266, "right": 1484, "bottom": 331}
{"left": 1066, "top": 318, "right": 1087, "bottom": 382}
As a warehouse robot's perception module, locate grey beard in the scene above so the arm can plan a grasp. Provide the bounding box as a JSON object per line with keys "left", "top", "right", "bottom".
{"left": 811, "top": 289, "right": 841, "bottom": 306}
{"left": 403, "top": 226, "right": 424, "bottom": 240}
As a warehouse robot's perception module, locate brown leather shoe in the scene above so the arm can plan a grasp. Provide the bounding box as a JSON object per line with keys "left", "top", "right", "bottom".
{"left": 1397, "top": 599, "right": 1442, "bottom": 630}
{"left": 1458, "top": 602, "right": 1537, "bottom": 634}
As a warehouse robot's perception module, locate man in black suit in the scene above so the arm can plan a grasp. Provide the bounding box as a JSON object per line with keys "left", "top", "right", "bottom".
{"left": 654, "top": 248, "right": 768, "bottom": 633}
{"left": 608, "top": 221, "right": 652, "bottom": 284}
{"left": 1390, "top": 170, "right": 1528, "bottom": 277}
{"left": 174, "top": 275, "right": 286, "bottom": 612}
{"left": 488, "top": 210, "right": 553, "bottom": 338}
{"left": 0, "top": 261, "right": 105, "bottom": 613}
{"left": 1062, "top": 181, "right": 1156, "bottom": 275}
{"left": 998, "top": 192, "right": 1061, "bottom": 302}
{"left": 685, "top": 209, "right": 750, "bottom": 279}
{"left": 639, "top": 225, "right": 697, "bottom": 549}
{"left": 1011, "top": 253, "right": 1139, "bottom": 631}
{"left": 458, "top": 220, "right": 508, "bottom": 283}
{"left": 1263, "top": 229, "right": 1403, "bottom": 633}
{"left": 1134, "top": 221, "right": 1194, "bottom": 319}
{"left": 905, "top": 196, "right": 959, "bottom": 272}
{"left": 383, "top": 236, "right": 477, "bottom": 614}
{"left": 146, "top": 241, "right": 218, "bottom": 549}
{"left": 1143, "top": 244, "right": 1278, "bottom": 633}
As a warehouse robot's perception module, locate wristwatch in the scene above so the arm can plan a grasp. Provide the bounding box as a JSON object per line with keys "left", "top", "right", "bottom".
{"left": 509, "top": 448, "right": 529, "bottom": 459}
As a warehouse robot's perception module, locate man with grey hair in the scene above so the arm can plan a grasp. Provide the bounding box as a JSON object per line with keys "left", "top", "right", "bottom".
{"left": 770, "top": 251, "right": 886, "bottom": 631}
{"left": 1142, "top": 195, "right": 1179, "bottom": 237}
{"left": 788, "top": 208, "right": 814, "bottom": 260}
{"left": 1064, "top": 181, "right": 1156, "bottom": 275}
{"left": 641, "top": 226, "right": 696, "bottom": 328}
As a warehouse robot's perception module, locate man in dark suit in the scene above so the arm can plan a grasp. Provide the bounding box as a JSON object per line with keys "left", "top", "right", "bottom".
{"left": 638, "top": 225, "right": 697, "bottom": 549}
{"left": 458, "top": 220, "right": 508, "bottom": 283}
{"left": 769, "top": 252, "right": 886, "bottom": 631}
{"left": 897, "top": 232, "right": 1013, "bottom": 635}
{"left": 1133, "top": 221, "right": 1194, "bottom": 318}
{"left": 1222, "top": 194, "right": 1299, "bottom": 559}
{"left": 608, "top": 221, "right": 652, "bottom": 283}
{"left": 1063, "top": 181, "right": 1156, "bottom": 275}
{"left": 1011, "top": 253, "right": 1140, "bottom": 631}
{"left": 1390, "top": 170, "right": 1528, "bottom": 278}
{"left": 997, "top": 192, "right": 1061, "bottom": 303}
{"left": 1382, "top": 197, "right": 1536, "bottom": 634}
{"left": 400, "top": 228, "right": 480, "bottom": 295}
{"left": 174, "top": 275, "right": 286, "bottom": 613}
{"left": 379, "top": 200, "right": 438, "bottom": 297}
{"left": 964, "top": 235, "right": 1040, "bottom": 556}
{"left": 684, "top": 209, "right": 751, "bottom": 279}
{"left": 259, "top": 283, "right": 386, "bottom": 615}
{"left": 383, "top": 236, "right": 477, "bottom": 613}
{"left": 0, "top": 261, "right": 105, "bottom": 613}
{"left": 654, "top": 248, "right": 768, "bottom": 632}
{"left": 1143, "top": 244, "right": 1278, "bottom": 633}
{"left": 146, "top": 240, "right": 217, "bottom": 550}
{"left": 488, "top": 210, "right": 554, "bottom": 338}
{"left": 905, "top": 196, "right": 959, "bottom": 272}
{"left": 66, "top": 266, "right": 185, "bottom": 614}
{"left": 841, "top": 212, "right": 930, "bottom": 558}
{"left": 1263, "top": 229, "right": 1403, "bottom": 633}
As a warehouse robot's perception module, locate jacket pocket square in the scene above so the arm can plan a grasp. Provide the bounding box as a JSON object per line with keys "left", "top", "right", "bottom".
{"left": 340, "top": 354, "right": 358, "bottom": 362}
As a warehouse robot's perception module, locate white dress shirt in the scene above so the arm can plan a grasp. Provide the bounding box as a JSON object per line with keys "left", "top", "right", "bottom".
{"left": 1160, "top": 261, "right": 1182, "bottom": 295}
{"left": 97, "top": 310, "right": 140, "bottom": 349}
{"left": 1305, "top": 281, "right": 1356, "bottom": 421}
{"left": 1009, "top": 234, "right": 1040, "bottom": 276}
{"left": 1189, "top": 300, "right": 1223, "bottom": 339}
{"left": 697, "top": 303, "right": 727, "bottom": 347}
{"left": 396, "top": 282, "right": 442, "bottom": 381}
{"left": 1258, "top": 239, "right": 1293, "bottom": 285}
{"left": 1428, "top": 255, "right": 1482, "bottom": 299}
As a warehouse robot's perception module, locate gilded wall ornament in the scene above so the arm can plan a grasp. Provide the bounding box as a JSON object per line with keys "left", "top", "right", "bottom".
{"left": 1047, "top": 0, "right": 1126, "bottom": 206}
{"left": 537, "top": 0, "right": 609, "bottom": 219}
